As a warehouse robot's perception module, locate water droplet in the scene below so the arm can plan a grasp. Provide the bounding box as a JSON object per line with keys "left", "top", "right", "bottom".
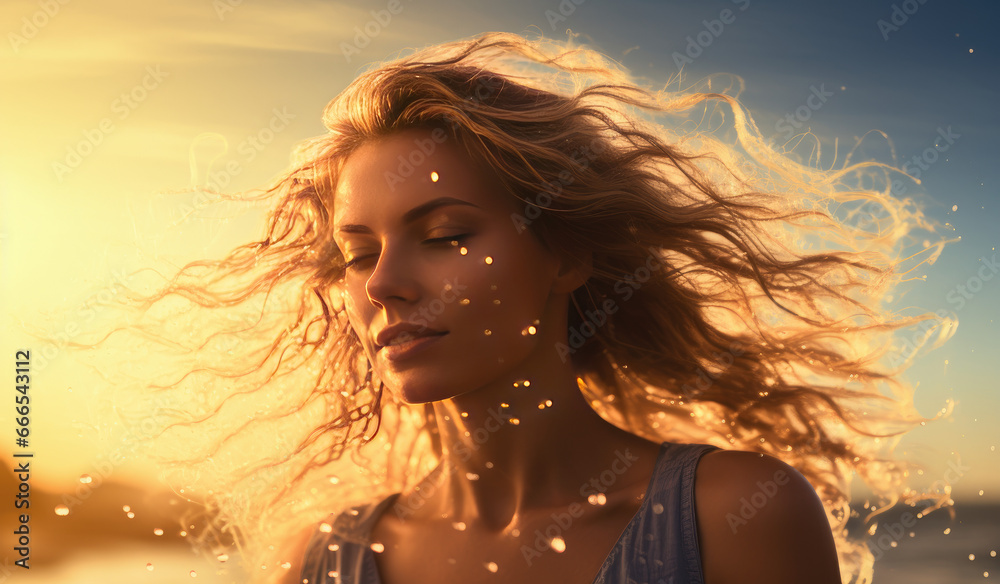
{"left": 328, "top": 475, "right": 340, "bottom": 484}
{"left": 327, "top": 570, "right": 340, "bottom": 578}
{"left": 991, "top": 550, "right": 997, "bottom": 557}
{"left": 370, "top": 542, "right": 385, "bottom": 553}
{"left": 123, "top": 505, "right": 131, "bottom": 512}
{"left": 970, "top": 554, "right": 976, "bottom": 561}
{"left": 54, "top": 505, "right": 70, "bottom": 516}
{"left": 952, "top": 204, "right": 959, "bottom": 212}
{"left": 588, "top": 493, "right": 607, "bottom": 505}
{"left": 523, "top": 380, "right": 530, "bottom": 387}
{"left": 460, "top": 298, "right": 471, "bottom": 305}
{"left": 146, "top": 563, "right": 154, "bottom": 571}
{"left": 154, "top": 528, "right": 164, "bottom": 536}
{"left": 217, "top": 553, "right": 229, "bottom": 562}
{"left": 459, "top": 247, "right": 468, "bottom": 256}
{"left": 180, "top": 530, "right": 188, "bottom": 537}
{"left": 485, "top": 561, "right": 499, "bottom": 573}
{"left": 509, "top": 417, "right": 520, "bottom": 425}
{"left": 550, "top": 536, "right": 566, "bottom": 553}
{"left": 430, "top": 171, "right": 439, "bottom": 182}
{"left": 189, "top": 570, "right": 197, "bottom": 577}
{"left": 127, "top": 511, "right": 135, "bottom": 519}
{"left": 510, "top": 528, "right": 520, "bottom": 537}
{"left": 652, "top": 503, "right": 664, "bottom": 514}
{"left": 319, "top": 522, "right": 333, "bottom": 533}
{"left": 280, "top": 561, "right": 291, "bottom": 569}
{"left": 493, "top": 299, "right": 501, "bottom": 305}
{"left": 485, "top": 256, "right": 493, "bottom": 265}
{"left": 980, "top": 490, "right": 986, "bottom": 496}
{"left": 466, "top": 472, "right": 480, "bottom": 481}
{"left": 944, "top": 528, "right": 951, "bottom": 535}
{"left": 484, "top": 329, "right": 492, "bottom": 336}
{"left": 452, "top": 521, "right": 467, "bottom": 531}
{"left": 79, "top": 474, "right": 93, "bottom": 484}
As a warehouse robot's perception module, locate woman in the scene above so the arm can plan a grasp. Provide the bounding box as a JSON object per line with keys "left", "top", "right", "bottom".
{"left": 104, "top": 32, "right": 951, "bottom": 584}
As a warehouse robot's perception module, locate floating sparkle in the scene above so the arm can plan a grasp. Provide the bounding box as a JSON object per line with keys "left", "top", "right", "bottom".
{"left": 550, "top": 536, "right": 566, "bottom": 553}
{"left": 485, "top": 562, "right": 499, "bottom": 573}
{"left": 154, "top": 528, "right": 164, "bottom": 536}
{"left": 54, "top": 505, "right": 70, "bottom": 516}
{"left": 370, "top": 542, "right": 385, "bottom": 553}
{"left": 79, "top": 474, "right": 92, "bottom": 484}
{"left": 459, "top": 247, "right": 468, "bottom": 255}
{"left": 146, "top": 563, "right": 154, "bottom": 571}
{"left": 485, "top": 256, "right": 493, "bottom": 265}
{"left": 430, "top": 171, "right": 439, "bottom": 182}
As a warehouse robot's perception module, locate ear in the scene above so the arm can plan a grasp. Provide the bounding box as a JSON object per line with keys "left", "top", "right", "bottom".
{"left": 551, "top": 248, "right": 593, "bottom": 294}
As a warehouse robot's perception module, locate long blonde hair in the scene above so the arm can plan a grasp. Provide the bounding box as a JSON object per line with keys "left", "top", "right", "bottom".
{"left": 90, "top": 31, "right": 954, "bottom": 583}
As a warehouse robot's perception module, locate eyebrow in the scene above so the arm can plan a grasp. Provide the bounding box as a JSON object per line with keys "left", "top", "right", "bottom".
{"left": 337, "top": 196, "right": 481, "bottom": 234}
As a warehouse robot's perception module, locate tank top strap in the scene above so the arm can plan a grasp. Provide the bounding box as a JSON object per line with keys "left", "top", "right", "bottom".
{"left": 593, "top": 441, "right": 720, "bottom": 584}
{"left": 299, "top": 494, "right": 398, "bottom": 584}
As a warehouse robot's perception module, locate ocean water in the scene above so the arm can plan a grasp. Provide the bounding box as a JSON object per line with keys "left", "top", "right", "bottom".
{"left": 866, "top": 502, "right": 999, "bottom": 583}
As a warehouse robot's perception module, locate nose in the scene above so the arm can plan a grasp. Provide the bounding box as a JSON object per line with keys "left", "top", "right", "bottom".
{"left": 364, "top": 242, "right": 421, "bottom": 310}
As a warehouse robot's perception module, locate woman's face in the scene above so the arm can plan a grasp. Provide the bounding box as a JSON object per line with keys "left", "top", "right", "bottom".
{"left": 332, "top": 127, "right": 578, "bottom": 404}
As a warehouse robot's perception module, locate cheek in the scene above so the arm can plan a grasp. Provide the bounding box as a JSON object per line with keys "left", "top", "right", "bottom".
{"left": 454, "top": 249, "right": 554, "bottom": 345}
{"left": 340, "top": 280, "right": 375, "bottom": 350}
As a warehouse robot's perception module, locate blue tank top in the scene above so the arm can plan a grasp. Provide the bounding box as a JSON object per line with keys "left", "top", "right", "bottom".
{"left": 299, "top": 441, "right": 719, "bottom": 584}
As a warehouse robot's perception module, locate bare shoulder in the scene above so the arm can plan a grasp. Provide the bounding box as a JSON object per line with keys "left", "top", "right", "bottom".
{"left": 693, "top": 449, "right": 842, "bottom": 584}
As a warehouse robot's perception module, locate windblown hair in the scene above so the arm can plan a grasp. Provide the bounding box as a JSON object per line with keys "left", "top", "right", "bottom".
{"left": 92, "top": 32, "right": 955, "bottom": 584}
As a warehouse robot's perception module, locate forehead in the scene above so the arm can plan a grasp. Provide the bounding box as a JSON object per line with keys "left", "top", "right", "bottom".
{"left": 333, "top": 128, "right": 506, "bottom": 225}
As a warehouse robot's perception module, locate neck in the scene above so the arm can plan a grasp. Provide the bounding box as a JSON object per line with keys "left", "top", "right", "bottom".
{"left": 402, "top": 341, "right": 657, "bottom": 533}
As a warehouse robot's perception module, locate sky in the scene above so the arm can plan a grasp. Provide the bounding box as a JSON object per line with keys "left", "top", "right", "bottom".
{"left": 1, "top": 0, "right": 997, "bottom": 515}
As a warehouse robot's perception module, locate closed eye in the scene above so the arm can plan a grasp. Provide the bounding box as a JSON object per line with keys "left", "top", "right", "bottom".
{"left": 342, "top": 234, "right": 471, "bottom": 270}
{"left": 424, "top": 234, "right": 470, "bottom": 245}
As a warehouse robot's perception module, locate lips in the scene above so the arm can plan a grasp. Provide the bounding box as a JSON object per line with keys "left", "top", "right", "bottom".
{"left": 375, "top": 323, "right": 448, "bottom": 349}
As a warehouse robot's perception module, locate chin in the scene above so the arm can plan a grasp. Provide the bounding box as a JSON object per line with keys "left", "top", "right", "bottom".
{"left": 381, "top": 374, "right": 456, "bottom": 405}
